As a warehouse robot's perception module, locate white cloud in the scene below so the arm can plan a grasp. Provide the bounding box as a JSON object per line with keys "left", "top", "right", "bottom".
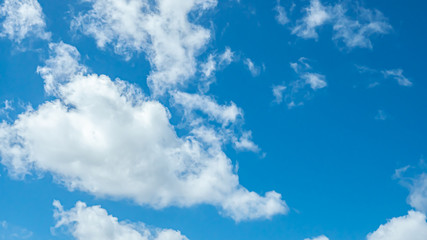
{"left": 219, "top": 47, "right": 234, "bottom": 66}
{"left": 275, "top": 58, "right": 326, "bottom": 108}
{"left": 332, "top": 6, "right": 391, "bottom": 49}
{"left": 171, "top": 91, "right": 259, "bottom": 153}
{"left": 171, "top": 91, "right": 242, "bottom": 126}
{"left": 201, "top": 54, "right": 216, "bottom": 78}
{"left": 272, "top": 85, "right": 286, "bottom": 104}
{"left": 274, "top": 0, "right": 289, "bottom": 25}
{"left": 292, "top": 0, "right": 330, "bottom": 39}
{"left": 0, "top": 220, "right": 33, "bottom": 239}
{"left": 0, "top": 42, "right": 287, "bottom": 221}
{"left": 201, "top": 47, "right": 234, "bottom": 79}
{"left": 37, "top": 42, "right": 88, "bottom": 95}
{"left": 406, "top": 173, "right": 427, "bottom": 213}
{"left": 367, "top": 211, "right": 427, "bottom": 240}
{"left": 292, "top": 0, "right": 391, "bottom": 49}
{"left": 375, "top": 110, "right": 387, "bottom": 121}
{"left": 233, "top": 131, "right": 260, "bottom": 153}
{"left": 72, "top": 0, "right": 217, "bottom": 95}
{"left": 301, "top": 73, "right": 327, "bottom": 90}
{"left": 356, "top": 65, "right": 413, "bottom": 88}
{"left": 382, "top": 69, "right": 413, "bottom": 87}
{"left": 304, "top": 235, "right": 329, "bottom": 240}
{"left": 0, "top": 0, "right": 50, "bottom": 42}
{"left": 53, "top": 201, "right": 188, "bottom": 240}
{"left": 244, "top": 58, "right": 260, "bottom": 77}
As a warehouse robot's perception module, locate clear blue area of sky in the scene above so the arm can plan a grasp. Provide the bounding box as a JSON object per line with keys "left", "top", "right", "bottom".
{"left": 1, "top": 0, "right": 427, "bottom": 239}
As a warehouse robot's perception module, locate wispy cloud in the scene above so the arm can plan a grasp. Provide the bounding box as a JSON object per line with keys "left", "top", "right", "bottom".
{"left": 292, "top": 0, "right": 330, "bottom": 39}
{"left": 304, "top": 236, "right": 329, "bottom": 240}
{"left": 274, "top": 0, "right": 289, "bottom": 25}
{"left": 244, "top": 58, "right": 261, "bottom": 77}
{"left": 291, "top": 0, "right": 391, "bottom": 49}
{"left": 356, "top": 65, "right": 413, "bottom": 87}
{"left": 382, "top": 69, "right": 413, "bottom": 87}
{"left": 274, "top": 57, "right": 327, "bottom": 108}
{"left": 375, "top": 109, "right": 388, "bottom": 121}
{"left": 0, "top": 220, "right": 33, "bottom": 239}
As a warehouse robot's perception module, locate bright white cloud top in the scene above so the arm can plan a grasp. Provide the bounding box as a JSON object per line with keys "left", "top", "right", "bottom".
{"left": 0, "top": 42, "right": 287, "bottom": 221}
{"left": 0, "top": 0, "right": 50, "bottom": 42}
{"left": 367, "top": 211, "right": 427, "bottom": 240}
{"left": 72, "top": 0, "right": 217, "bottom": 95}
{"left": 54, "top": 201, "right": 189, "bottom": 240}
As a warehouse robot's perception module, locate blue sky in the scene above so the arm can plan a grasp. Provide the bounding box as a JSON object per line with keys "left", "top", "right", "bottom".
{"left": 0, "top": 0, "right": 427, "bottom": 240}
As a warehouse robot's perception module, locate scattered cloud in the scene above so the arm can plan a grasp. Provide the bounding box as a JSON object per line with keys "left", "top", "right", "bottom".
{"left": 201, "top": 48, "right": 234, "bottom": 78}
{"left": 0, "top": 42, "right": 287, "bottom": 222}
{"left": 291, "top": 0, "right": 391, "bottom": 49}
{"left": 382, "top": 69, "right": 413, "bottom": 87}
{"left": 394, "top": 165, "right": 427, "bottom": 214}
{"left": 375, "top": 110, "right": 388, "bottom": 121}
{"left": 356, "top": 65, "right": 413, "bottom": 87}
{"left": 304, "top": 235, "right": 329, "bottom": 240}
{"left": 0, "top": 220, "right": 33, "bottom": 239}
{"left": 171, "top": 91, "right": 259, "bottom": 153}
{"left": 407, "top": 173, "right": 427, "bottom": 213}
{"left": 0, "top": 0, "right": 50, "bottom": 43}
{"left": 171, "top": 91, "right": 242, "bottom": 126}
{"left": 301, "top": 73, "right": 327, "bottom": 90}
{"left": 71, "top": 0, "right": 217, "bottom": 95}
{"left": 274, "top": 57, "right": 326, "bottom": 108}
{"left": 272, "top": 85, "right": 286, "bottom": 104}
{"left": 292, "top": 0, "right": 330, "bottom": 39}
{"left": 244, "top": 58, "right": 261, "bottom": 77}
{"left": 0, "top": 100, "right": 13, "bottom": 117}
{"left": 233, "top": 131, "right": 260, "bottom": 153}
{"left": 53, "top": 201, "right": 188, "bottom": 240}
{"left": 332, "top": 5, "right": 391, "bottom": 49}
{"left": 367, "top": 211, "right": 427, "bottom": 240}
{"left": 274, "top": 0, "right": 289, "bottom": 25}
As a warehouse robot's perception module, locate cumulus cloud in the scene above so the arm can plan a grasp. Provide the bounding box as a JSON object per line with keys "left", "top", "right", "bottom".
{"left": 367, "top": 211, "right": 427, "bottom": 240}
{"left": 244, "top": 58, "right": 260, "bottom": 77}
{"left": 292, "top": 0, "right": 391, "bottom": 49}
{"left": 0, "top": 0, "right": 50, "bottom": 42}
{"left": 72, "top": 0, "right": 217, "bottom": 95}
{"left": 0, "top": 42, "right": 287, "bottom": 221}
{"left": 53, "top": 201, "right": 188, "bottom": 240}
{"left": 274, "top": 0, "right": 289, "bottom": 25}
{"left": 304, "top": 235, "right": 329, "bottom": 240}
